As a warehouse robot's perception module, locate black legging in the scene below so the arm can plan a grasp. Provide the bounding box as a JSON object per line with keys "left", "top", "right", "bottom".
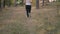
{"left": 26, "top": 5, "right": 31, "bottom": 17}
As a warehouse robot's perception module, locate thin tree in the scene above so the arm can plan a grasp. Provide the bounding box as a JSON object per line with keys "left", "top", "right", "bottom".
{"left": 1, "top": 0, "right": 4, "bottom": 10}
{"left": 36, "top": 0, "right": 39, "bottom": 9}
{"left": 3, "top": 0, "right": 5, "bottom": 7}
{"left": 21, "top": 0, "right": 24, "bottom": 6}
{"left": 42, "top": 0, "right": 44, "bottom": 6}
{"left": 0, "top": 0, "right": 1, "bottom": 8}
{"left": 7, "top": 0, "right": 11, "bottom": 7}
{"left": 0, "top": 0, "right": 1, "bottom": 11}
{"left": 14, "top": 0, "right": 17, "bottom": 6}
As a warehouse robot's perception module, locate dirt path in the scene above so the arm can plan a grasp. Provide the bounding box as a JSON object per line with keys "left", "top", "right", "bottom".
{"left": 0, "top": 7, "right": 57, "bottom": 34}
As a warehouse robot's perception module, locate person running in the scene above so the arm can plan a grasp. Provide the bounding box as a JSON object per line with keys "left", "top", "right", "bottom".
{"left": 25, "top": 0, "right": 32, "bottom": 17}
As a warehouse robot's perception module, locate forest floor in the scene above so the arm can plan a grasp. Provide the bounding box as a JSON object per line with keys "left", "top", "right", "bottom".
{"left": 0, "top": 6, "right": 60, "bottom": 34}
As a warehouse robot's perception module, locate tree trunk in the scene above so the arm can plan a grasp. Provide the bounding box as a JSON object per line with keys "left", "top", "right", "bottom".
{"left": 14, "top": 0, "right": 17, "bottom": 6}
{"left": 36, "top": 0, "right": 39, "bottom": 9}
{"left": 0, "top": 0, "right": 4, "bottom": 11}
{"left": 42, "top": 0, "right": 44, "bottom": 6}
{"left": 7, "top": 0, "right": 11, "bottom": 7}
{"left": 0, "top": 0, "right": 1, "bottom": 8}
{"left": 0, "top": 0, "right": 1, "bottom": 11}
{"left": 3, "top": 0, "right": 5, "bottom": 7}
{"left": 22, "top": 0, "right": 24, "bottom": 6}
{"left": 1, "top": 0, "right": 4, "bottom": 9}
